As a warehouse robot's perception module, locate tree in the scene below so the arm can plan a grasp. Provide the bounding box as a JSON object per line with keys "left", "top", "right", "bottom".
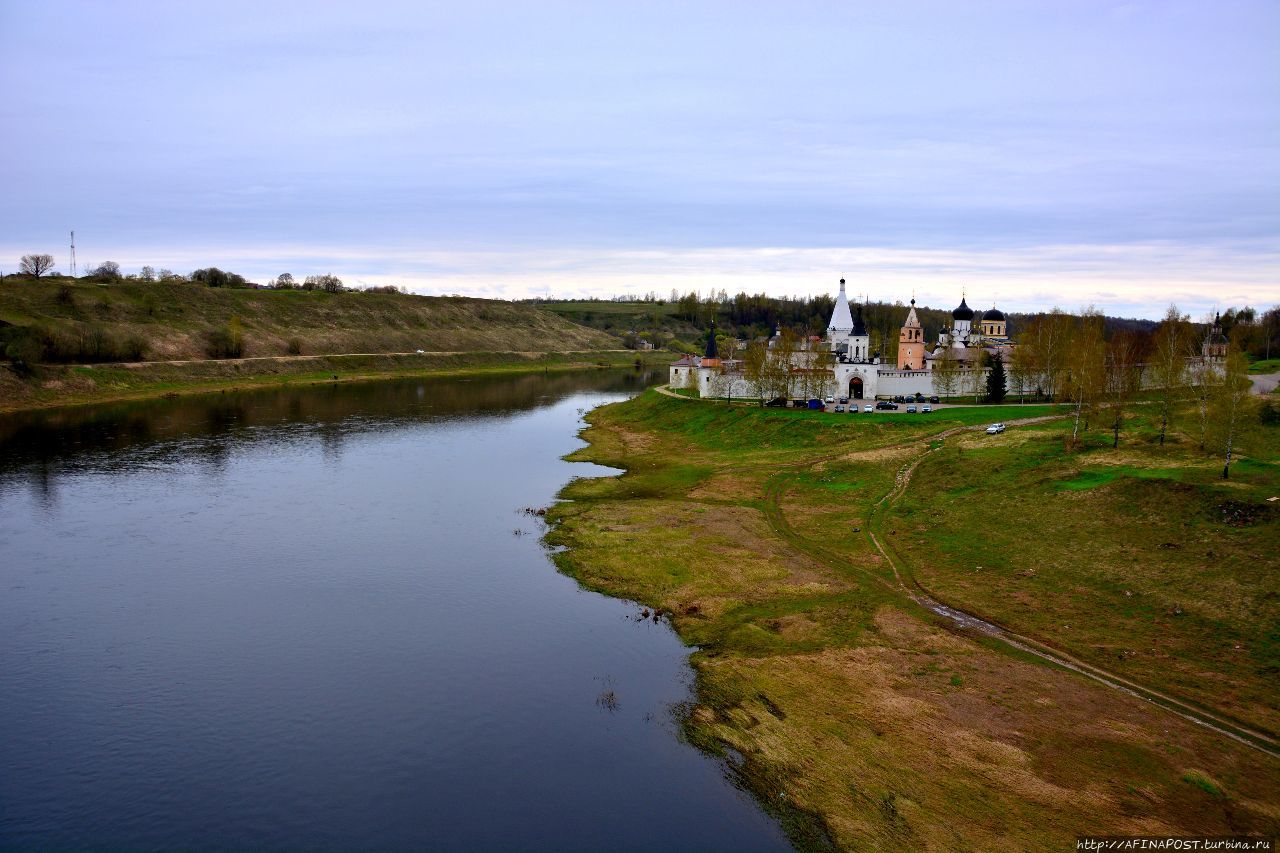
{"left": 933, "top": 347, "right": 960, "bottom": 400}
{"left": 192, "top": 267, "right": 247, "bottom": 288}
{"left": 985, "top": 353, "right": 1006, "bottom": 403}
{"left": 1212, "top": 345, "right": 1252, "bottom": 479}
{"left": 20, "top": 254, "right": 55, "bottom": 277}
{"left": 1150, "top": 305, "right": 1193, "bottom": 445}
{"left": 965, "top": 349, "right": 988, "bottom": 402}
{"left": 766, "top": 329, "right": 799, "bottom": 401}
{"left": 1065, "top": 309, "right": 1105, "bottom": 447}
{"left": 1008, "top": 344, "right": 1035, "bottom": 402}
{"left": 276, "top": 273, "right": 296, "bottom": 290}
{"left": 742, "top": 340, "right": 769, "bottom": 405}
{"left": 303, "top": 274, "right": 343, "bottom": 293}
{"left": 90, "top": 261, "right": 121, "bottom": 280}
{"left": 1104, "top": 330, "right": 1146, "bottom": 448}
{"left": 1019, "top": 309, "right": 1072, "bottom": 400}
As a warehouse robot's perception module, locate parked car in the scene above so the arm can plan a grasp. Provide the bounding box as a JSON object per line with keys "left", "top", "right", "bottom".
{"left": 906, "top": 405, "right": 917, "bottom": 413}
{"left": 921, "top": 405, "right": 932, "bottom": 413}
{"left": 863, "top": 404, "right": 874, "bottom": 413}
{"left": 986, "top": 422, "right": 1006, "bottom": 434}
{"left": 834, "top": 404, "right": 845, "bottom": 413}
{"left": 929, "top": 395, "right": 940, "bottom": 404}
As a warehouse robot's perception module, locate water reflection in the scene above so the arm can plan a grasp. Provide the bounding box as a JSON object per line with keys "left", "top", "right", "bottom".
{"left": 0, "top": 369, "right": 656, "bottom": 493}
{"left": 0, "top": 368, "right": 792, "bottom": 851}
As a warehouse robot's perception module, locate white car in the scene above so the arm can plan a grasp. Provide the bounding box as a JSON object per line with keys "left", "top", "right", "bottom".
{"left": 985, "top": 422, "right": 1006, "bottom": 434}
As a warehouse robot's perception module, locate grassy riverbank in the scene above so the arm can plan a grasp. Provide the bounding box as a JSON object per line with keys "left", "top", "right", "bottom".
{"left": 0, "top": 350, "right": 665, "bottom": 413}
{"left": 547, "top": 391, "right": 1280, "bottom": 849}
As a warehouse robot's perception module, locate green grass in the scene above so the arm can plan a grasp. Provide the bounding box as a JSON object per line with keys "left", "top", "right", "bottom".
{"left": 886, "top": 410, "right": 1280, "bottom": 735}
{"left": 1248, "top": 357, "right": 1280, "bottom": 374}
{"left": 546, "top": 390, "right": 1280, "bottom": 849}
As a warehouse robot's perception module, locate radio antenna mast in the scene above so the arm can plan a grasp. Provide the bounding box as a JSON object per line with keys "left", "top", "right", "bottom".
{"left": 70, "top": 231, "right": 77, "bottom": 278}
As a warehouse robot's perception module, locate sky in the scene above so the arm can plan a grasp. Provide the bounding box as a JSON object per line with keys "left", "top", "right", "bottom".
{"left": 2, "top": 0, "right": 1277, "bottom": 318}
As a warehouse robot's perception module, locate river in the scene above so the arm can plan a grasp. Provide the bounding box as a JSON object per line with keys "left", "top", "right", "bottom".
{"left": 0, "top": 370, "right": 789, "bottom": 850}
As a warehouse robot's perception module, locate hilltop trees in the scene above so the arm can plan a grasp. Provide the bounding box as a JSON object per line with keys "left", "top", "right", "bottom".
{"left": 191, "top": 267, "right": 248, "bottom": 288}
{"left": 19, "top": 254, "right": 55, "bottom": 277}
{"left": 303, "top": 274, "right": 344, "bottom": 293}
{"left": 89, "top": 261, "right": 122, "bottom": 280}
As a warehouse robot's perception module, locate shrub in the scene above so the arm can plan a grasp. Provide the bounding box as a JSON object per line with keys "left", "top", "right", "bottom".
{"left": 205, "top": 317, "right": 245, "bottom": 358}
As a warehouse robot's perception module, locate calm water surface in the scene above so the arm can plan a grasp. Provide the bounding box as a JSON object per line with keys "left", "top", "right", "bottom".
{"left": 0, "top": 371, "right": 790, "bottom": 851}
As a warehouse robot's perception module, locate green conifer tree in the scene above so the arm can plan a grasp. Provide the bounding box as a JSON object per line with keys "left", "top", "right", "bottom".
{"left": 985, "top": 353, "right": 1007, "bottom": 403}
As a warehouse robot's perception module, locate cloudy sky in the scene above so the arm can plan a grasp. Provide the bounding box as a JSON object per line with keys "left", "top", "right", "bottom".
{"left": 2, "top": 0, "right": 1277, "bottom": 317}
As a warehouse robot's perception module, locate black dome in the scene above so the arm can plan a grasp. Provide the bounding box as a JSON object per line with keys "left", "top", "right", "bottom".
{"left": 982, "top": 307, "right": 1005, "bottom": 321}
{"left": 952, "top": 298, "right": 974, "bottom": 321}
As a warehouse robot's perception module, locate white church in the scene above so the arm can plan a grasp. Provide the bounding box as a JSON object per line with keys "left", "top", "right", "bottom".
{"left": 670, "top": 278, "right": 1014, "bottom": 401}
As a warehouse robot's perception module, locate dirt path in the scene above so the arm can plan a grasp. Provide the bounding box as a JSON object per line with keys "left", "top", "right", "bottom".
{"left": 756, "top": 412, "right": 1280, "bottom": 759}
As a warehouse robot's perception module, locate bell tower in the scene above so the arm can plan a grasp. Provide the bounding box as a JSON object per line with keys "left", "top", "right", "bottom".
{"left": 897, "top": 298, "right": 924, "bottom": 370}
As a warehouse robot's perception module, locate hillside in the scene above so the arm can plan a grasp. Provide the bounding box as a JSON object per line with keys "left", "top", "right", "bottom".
{"left": 1, "top": 280, "right": 620, "bottom": 362}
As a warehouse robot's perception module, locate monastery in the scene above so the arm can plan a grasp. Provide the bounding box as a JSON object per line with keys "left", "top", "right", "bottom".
{"left": 670, "top": 278, "right": 1014, "bottom": 401}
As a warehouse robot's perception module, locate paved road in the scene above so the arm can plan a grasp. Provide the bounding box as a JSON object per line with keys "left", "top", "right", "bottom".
{"left": 1251, "top": 371, "right": 1280, "bottom": 395}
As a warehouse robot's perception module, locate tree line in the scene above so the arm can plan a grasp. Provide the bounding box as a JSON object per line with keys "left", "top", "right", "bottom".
{"left": 9, "top": 254, "right": 414, "bottom": 294}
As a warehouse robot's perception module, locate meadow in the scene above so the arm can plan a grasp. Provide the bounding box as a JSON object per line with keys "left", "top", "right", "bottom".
{"left": 548, "top": 390, "right": 1280, "bottom": 850}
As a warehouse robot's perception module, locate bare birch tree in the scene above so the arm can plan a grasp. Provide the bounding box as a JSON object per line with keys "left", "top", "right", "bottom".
{"left": 1212, "top": 345, "right": 1253, "bottom": 479}
{"left": 1150, "top": 305, "right": 1193, "bottom": 445}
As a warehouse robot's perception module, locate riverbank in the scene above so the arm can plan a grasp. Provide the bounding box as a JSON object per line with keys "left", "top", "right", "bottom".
{"left": 0, "top": 350, "right": 668, "bottom": 414}
{"left": 547, "top": 389, "right": 1280, "bottom": 849}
